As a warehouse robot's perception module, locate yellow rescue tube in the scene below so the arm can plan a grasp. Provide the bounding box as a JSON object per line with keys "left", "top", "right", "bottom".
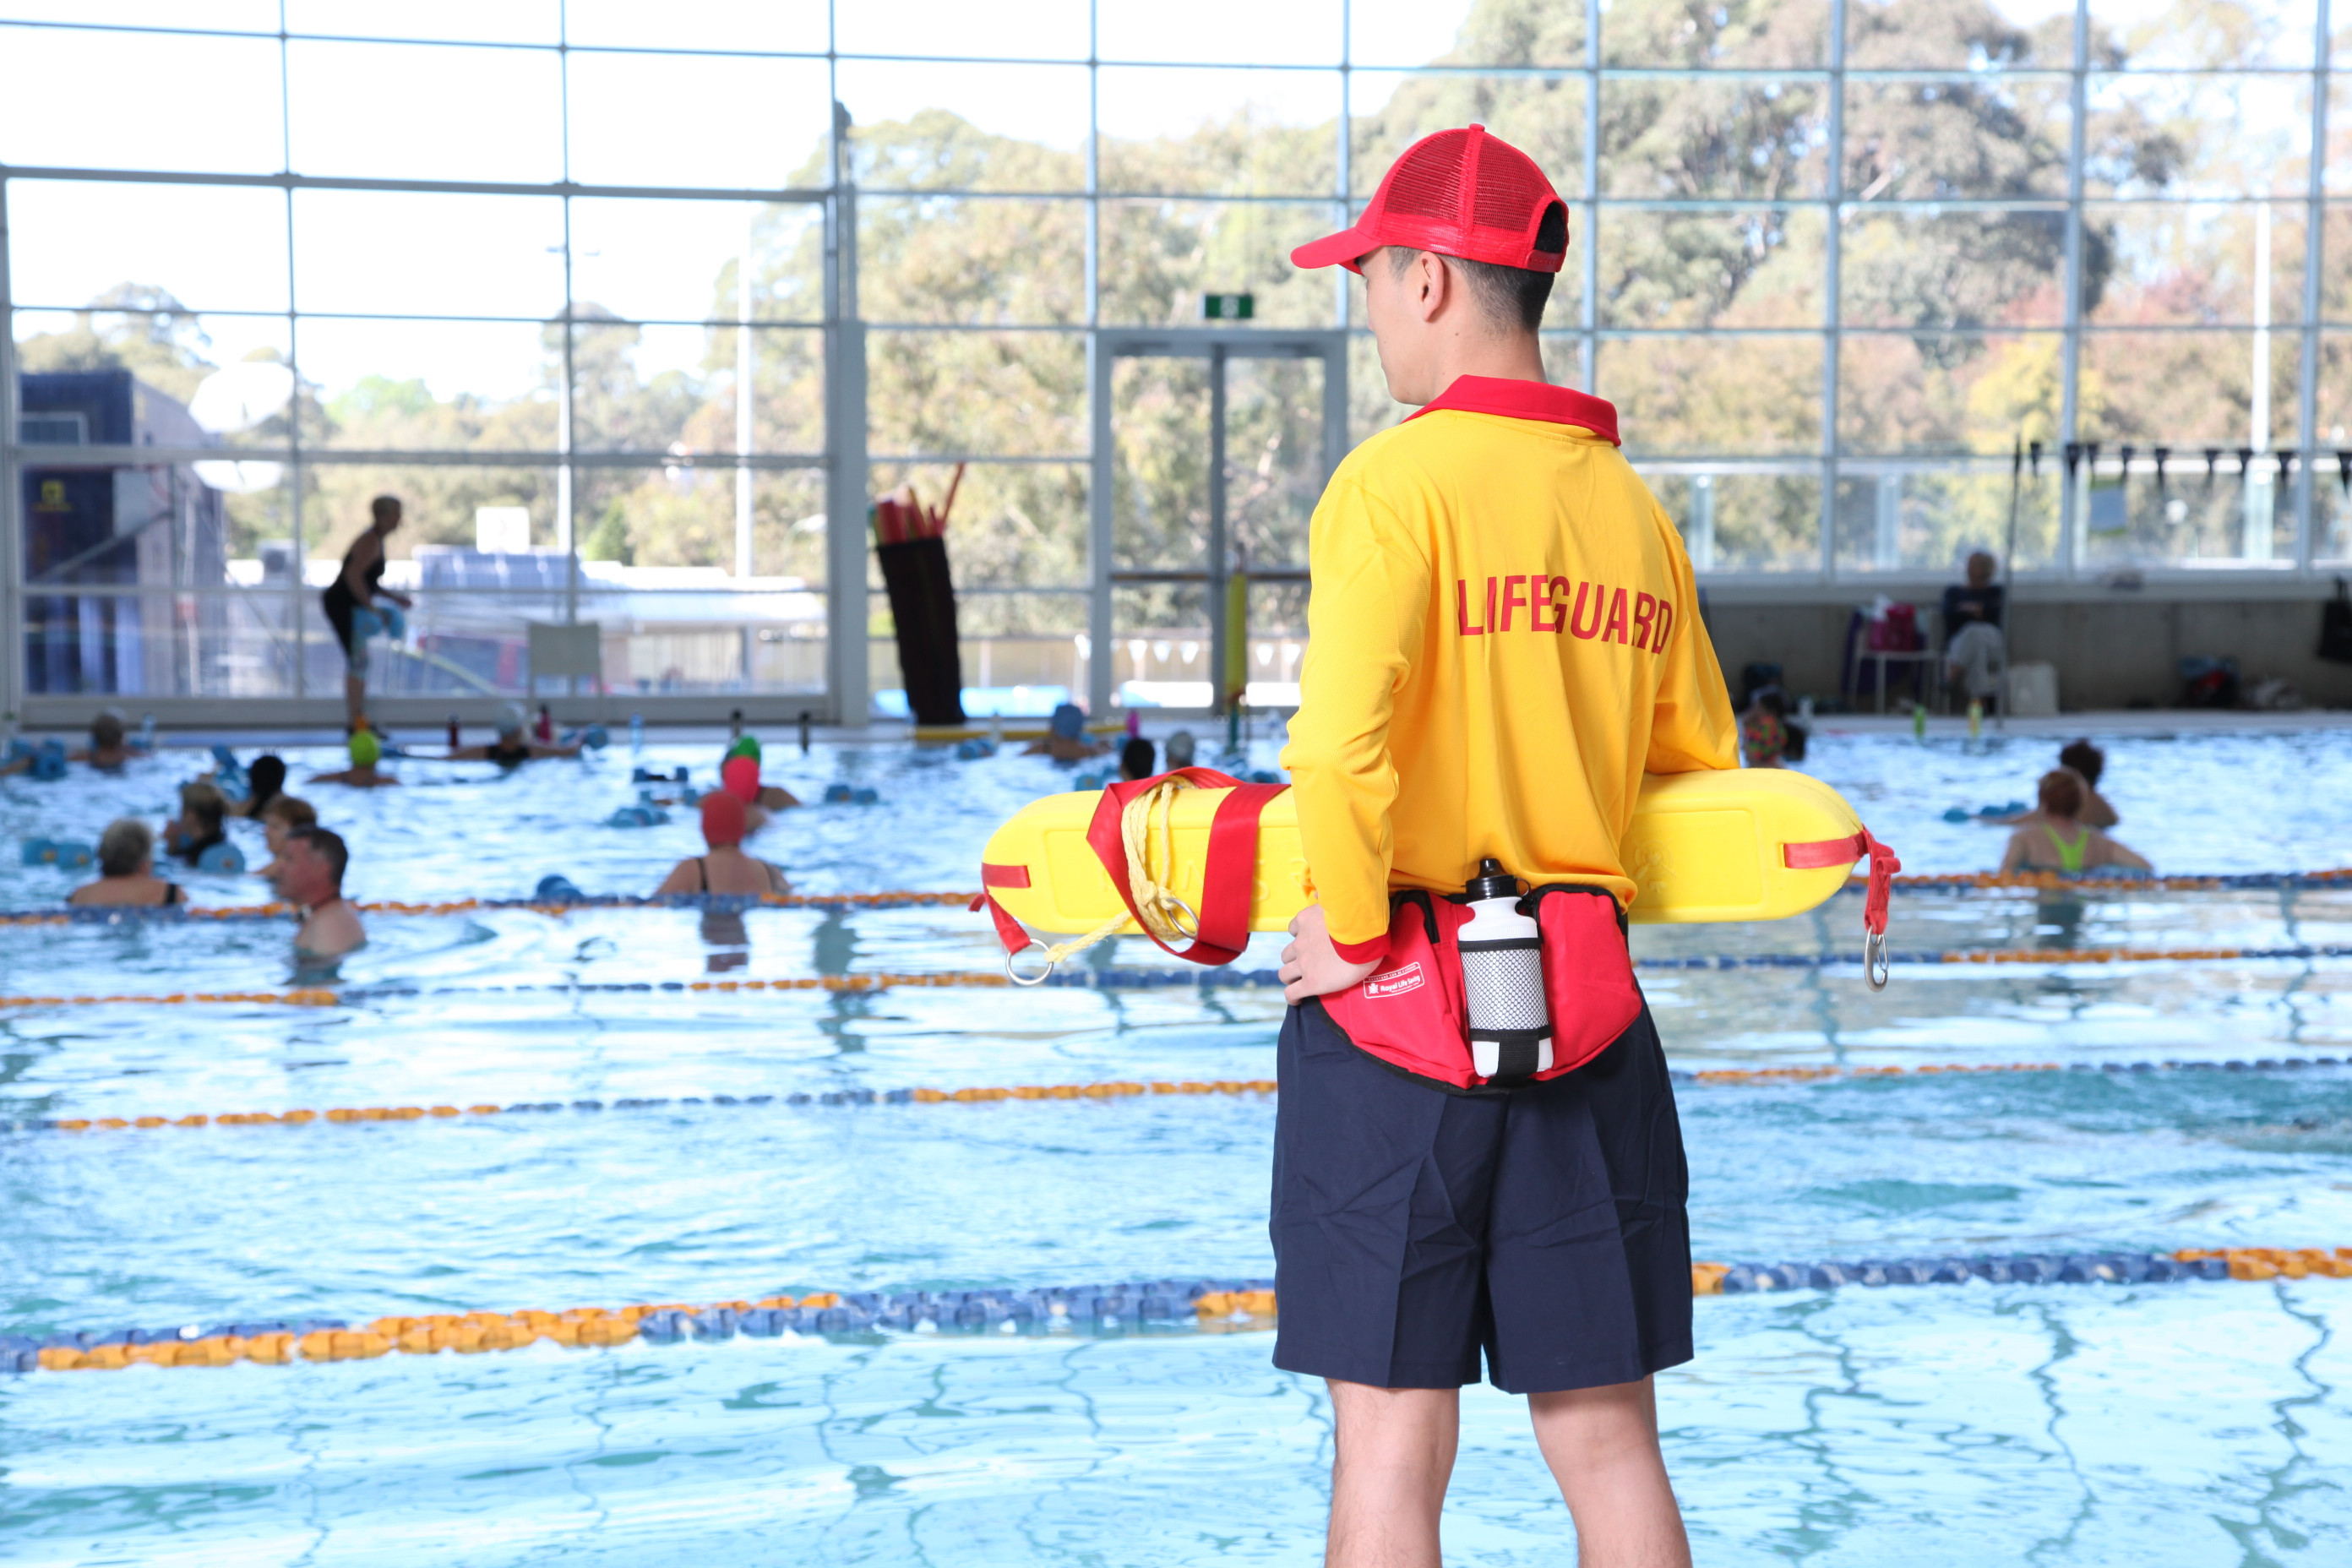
{"left": 980, "top": 768, "right": 1870, "bottom": 934}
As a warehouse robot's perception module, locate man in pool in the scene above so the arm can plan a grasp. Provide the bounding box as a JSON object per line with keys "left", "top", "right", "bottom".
{"left": 1021, "top": 702, "right": 1108, "bottom": 762}
{"left": 270, "top": 824, "right": 363, "bottom": 961}
{"left": 447, "top": 701, "right": 581, "bottom": 765}
{"left": 1277, "top": 126, "right": 1735, "bottom": 1566}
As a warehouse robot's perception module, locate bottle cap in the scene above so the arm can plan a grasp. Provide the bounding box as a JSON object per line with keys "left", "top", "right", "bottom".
{"left": 1464, "top": 858, "right": 1519, "bottom": 901}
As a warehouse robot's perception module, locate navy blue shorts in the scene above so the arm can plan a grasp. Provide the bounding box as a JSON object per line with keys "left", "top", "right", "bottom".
{"left": 1270, "top": 998, "right": 1691, "bottom": 1395}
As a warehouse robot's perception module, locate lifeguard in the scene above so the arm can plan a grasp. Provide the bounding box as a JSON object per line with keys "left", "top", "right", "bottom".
{"left": 1273, "top": 124, "right": 1734, "bottom": 1566}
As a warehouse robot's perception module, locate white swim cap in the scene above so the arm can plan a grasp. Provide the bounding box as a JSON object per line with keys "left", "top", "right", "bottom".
{"left": 497, "top": 700, "right": 527, "bottom": 735}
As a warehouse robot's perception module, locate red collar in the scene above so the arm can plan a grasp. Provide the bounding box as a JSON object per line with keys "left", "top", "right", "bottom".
{"left": 1403, "top": 375, "right": 1620, "bottom": 446}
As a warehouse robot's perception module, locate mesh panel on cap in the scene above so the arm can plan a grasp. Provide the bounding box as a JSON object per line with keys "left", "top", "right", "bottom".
{"left": 1471, "top": 144, "right": 1549, "bottom": 238}
{"left": 1384, "top": 130, "right": 1468, "bottom": 220}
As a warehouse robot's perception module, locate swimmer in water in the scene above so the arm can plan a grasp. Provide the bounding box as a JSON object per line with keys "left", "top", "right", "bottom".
{"left": 1999, "top": 768, "right": 2149, "bottom": 874}
{"left": 448, "top": 702, "right": 580, "bottom": 765}
{"left": 256, "top": 795, "right": 318, "bottom": 877}
{"left": 68, "top": 819, "right": 184, "bottom": 907}
{"left": 1164, "top": 729, "right": 1198, "bottom": 770}
{"left": 1119, "top": 735, "right": 1157, "bottom": 781}
{"left": 1022, "top": 701, "right": 1108, "bottom": 762}
{"left": 310, "top": 728, "right": 400, "bottom": 787}
{"left": 224, "top": 754, "right": 288, "bottom": 819}
{"left": 270, "top": 824, "right": 364, "bottom": 961}
{"left": 161, "top": 780, "right": 231, "bottom": 866}
{"left": 1993, "top": 738, "right": 2119, "bottom": 830}
{"left": 655, "top": 790, "right": 792, "bottom": 896}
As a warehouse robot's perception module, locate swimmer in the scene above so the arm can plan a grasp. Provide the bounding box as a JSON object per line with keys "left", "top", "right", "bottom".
{"left": 224, "top": 754, "right": 288, "bottom": 819}
{"left": 655, "top": 790, "right": 792, "bottom": 896}
{"left": 1119, "top": 735, "right": 1156, "bottom": 781}
{"left": 448, "top": 701, "right": 580, "bottom": 765}
{"left": 256, "top": 795, "right": 318, "bottom": 877}
{"left": 68, "top": 819, "right": 183, "bottom": 907}
{"left": 161, "top": 780, "right": 231, "bottom": 866}
{"left": 1021, "top": 701, "right": 1108, "bottom": 762}
{"left": 1164, "top": 729, "right": 1198, "bottom": 770}
{"left": 1992, "top": 738, "right": 2118, "bottom": 830}
{"left": 310, "top": 728, "right": 400, "bottom": 788}
{"left": 1998, "top": 769, "right": 2150, "bottom": 874}
{"left": 270, "top": 825, "right": 363, "bottom": 961}
{"left": 1739, "top": 686, "right": 1791, "bottom": 769}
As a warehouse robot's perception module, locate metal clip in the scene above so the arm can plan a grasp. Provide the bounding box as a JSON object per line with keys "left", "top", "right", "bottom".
{"left": 1865, "top": 929, "right": 1891, "bottom": 991}
{"left": 1006, "top": 940, "right": 1057, "bottom": 987}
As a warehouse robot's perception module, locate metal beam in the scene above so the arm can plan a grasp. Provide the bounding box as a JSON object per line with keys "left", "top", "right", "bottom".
{"left": 2297, "top": 0, "right": 2332, "bottom": 567}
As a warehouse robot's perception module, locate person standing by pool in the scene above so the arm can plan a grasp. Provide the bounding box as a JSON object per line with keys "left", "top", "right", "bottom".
{"left": 1276, "top": 126, "right": 1733, "bottom": 1566}
{"left": 1999, "top": 769, "right": 2148, "bottom": 874}
{"left": 323, "top": 495, "right": 415, "bottom": 734}
{"left": 269, "top": 825, "right": 363, "bottom": 961}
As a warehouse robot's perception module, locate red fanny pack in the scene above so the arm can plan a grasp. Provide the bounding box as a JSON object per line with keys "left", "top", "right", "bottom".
{"left": 1319, "top": 883, "right": 1644, "bottom": 1094}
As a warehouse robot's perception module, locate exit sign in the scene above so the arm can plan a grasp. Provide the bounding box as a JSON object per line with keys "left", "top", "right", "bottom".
{"left": 1202, "top": 292, "right": 1255, "bottom": 320}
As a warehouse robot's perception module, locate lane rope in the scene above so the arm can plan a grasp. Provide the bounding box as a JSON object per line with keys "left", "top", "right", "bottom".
{"left": 10, "top": 943, "right": 2352, "bottom": 1013}
{"left": 2, "top": 866, "right": 2349, "bottom": 928}
{"left": 13, "top": 1246, "right": 2346, "bottom": 1375}
{"left": 10, "top": 1055, "right": 2343, "bottom": 1137}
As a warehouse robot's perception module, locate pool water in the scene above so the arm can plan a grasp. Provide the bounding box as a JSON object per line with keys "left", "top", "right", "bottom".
{"left": 3, "top": 723, "right": 2350, "bottom": 1563}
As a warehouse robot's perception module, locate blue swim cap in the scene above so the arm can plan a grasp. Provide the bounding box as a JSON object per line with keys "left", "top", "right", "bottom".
{"left": 1049, "top": 702, "right": 1086, "bottom": 740}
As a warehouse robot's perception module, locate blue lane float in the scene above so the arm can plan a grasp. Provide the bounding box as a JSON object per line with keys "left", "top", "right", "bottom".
{"left": 1712, "top": 1252, "right": 2232, "bottom": 1293}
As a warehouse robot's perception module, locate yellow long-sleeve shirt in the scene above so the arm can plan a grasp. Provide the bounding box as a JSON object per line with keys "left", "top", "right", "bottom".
{"left": 1278, "top": 375, "right": 1738, "bottom": 962}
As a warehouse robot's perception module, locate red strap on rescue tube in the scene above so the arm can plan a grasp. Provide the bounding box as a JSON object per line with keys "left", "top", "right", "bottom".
{"left": 1782, "top": 828, "right": 1903, "bottom": 936}
{"left": 969, "top": 890, "right": 1033, "bottom": 956}
{"left": 1083, "top": 767, "right": 1288, "bottom": 966}
{"left": 981, "top": 863, "right": 1032, "bottom": 889}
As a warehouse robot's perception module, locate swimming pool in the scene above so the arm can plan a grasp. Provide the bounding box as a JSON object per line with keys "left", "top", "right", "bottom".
{"left": 3, "top": 722, "right": 2350, "bottom": 1562}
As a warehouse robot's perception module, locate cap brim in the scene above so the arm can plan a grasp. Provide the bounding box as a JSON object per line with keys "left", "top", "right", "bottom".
{"left": 1289, "top": 224, "right": 1380, "bottom": 275}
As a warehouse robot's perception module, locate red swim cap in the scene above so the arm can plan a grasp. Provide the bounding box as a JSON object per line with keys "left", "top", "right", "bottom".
{"left": 700, "top": 788, "right": 747, "bottom": 847}
{"left": 721, "top": 754, "right": 761, "bottom": 803}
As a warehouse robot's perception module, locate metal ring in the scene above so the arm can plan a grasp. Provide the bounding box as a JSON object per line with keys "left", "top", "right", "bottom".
{"left": 1156, "top": 892, "right": 1200, "bottom": 942}
{"left": 1865, "top": 930, "right": 1891, "bottom": 992}
{"left": 1005, "top": 942, "right": 1057, "bottom": 987}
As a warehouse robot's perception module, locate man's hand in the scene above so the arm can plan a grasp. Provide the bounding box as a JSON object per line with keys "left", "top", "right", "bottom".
{"left": 1279, "top": 902, "right": 1380, "bottom": 1006}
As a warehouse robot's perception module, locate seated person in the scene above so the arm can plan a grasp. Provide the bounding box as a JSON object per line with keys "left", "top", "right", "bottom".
{"left": 1994, "top": 738, "right": 2119, "bottom": 830}
{"left": 71, "top": 709, "right": 148, "bottom": 770}
{"left": 1942, "top": 550, "right": 2006, "bottom": 710}
{"left": 1022, "top": 702, "right": 1109, "bottom": 762}
{"left": 1740, "top": 687, "right": 1790, "bottom": 769}
{"left": 1119, "top": 735, "right": 1157, "bottom": 781}
{"left": 162, "top": 780, "right": 231, "bottom": 866}
{"left": 1999, "top": 769, "right": 2150, "bottom": 874}
{"left": 68, "top": 819, "right": 183, "bottom": 907}
{"left": 449, "top": 703, "right": 580, "bottom": 765}
{"left": 257, "top": 795, "right": 318, "bottom": 876}
{"left": 1163, "top": 729, "right": 1198, "bottom": 770}
{"left": 225, "top": 754, "right": 288, "bottom": 819}
{"left": 656, "top": 791, "right": 792, "bottom": 896}
{"left": 310, "top": 728, "right": 400, "bottom": 787}
{"left": 270, "top": 825, "right": 364, "bottom": 960}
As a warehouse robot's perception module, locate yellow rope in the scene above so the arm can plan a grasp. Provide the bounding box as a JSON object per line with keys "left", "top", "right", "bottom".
{"left": 1018, "top": 776, "right": 1203, "bottom": 976}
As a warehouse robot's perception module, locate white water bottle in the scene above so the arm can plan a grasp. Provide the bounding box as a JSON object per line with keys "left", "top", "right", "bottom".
{"left": 1458, "top": 858, "right": 1553, "bottom": 1082}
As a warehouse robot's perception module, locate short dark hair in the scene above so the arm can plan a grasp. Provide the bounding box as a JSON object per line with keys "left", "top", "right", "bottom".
{"left": 91, "top": 710, "right": 126, "bottom": 749}
{"left": 2057, "top": 739, "right": 2104, "bottom": 788}
{"left": 1120, "top": 735, "right": 1156, "bottom": 781}
{"left": 1387, "top": 202, "right": 1566, "bottom": 334}
{"left": 2038, "top": 769, "right": 2084, "bottom": 819}
{"left": 289, "top": 825, "right": 349, "bottom": 888}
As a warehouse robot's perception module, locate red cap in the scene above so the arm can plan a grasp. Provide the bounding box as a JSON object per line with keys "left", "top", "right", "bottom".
{"left": 1292, "top": 125, "right": 1567, "bottom": 277}
{"left": 721, "top": 754, "right": 761, "bottom": 803}
{"left": 700, "top": 788, "right": 747, "bottom": 847}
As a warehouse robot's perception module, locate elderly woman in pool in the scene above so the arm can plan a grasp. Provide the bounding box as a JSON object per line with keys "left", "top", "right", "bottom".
{"left": 68, "top": 819, "right": 185, "bottom": 907}
{"left": 1999, "top": 769, "right": 2149, "bottom": 875}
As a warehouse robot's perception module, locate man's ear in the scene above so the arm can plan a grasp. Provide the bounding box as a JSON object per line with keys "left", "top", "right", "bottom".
{"left": 1412, "top": 251, "right": 1449, "bottom": 324}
